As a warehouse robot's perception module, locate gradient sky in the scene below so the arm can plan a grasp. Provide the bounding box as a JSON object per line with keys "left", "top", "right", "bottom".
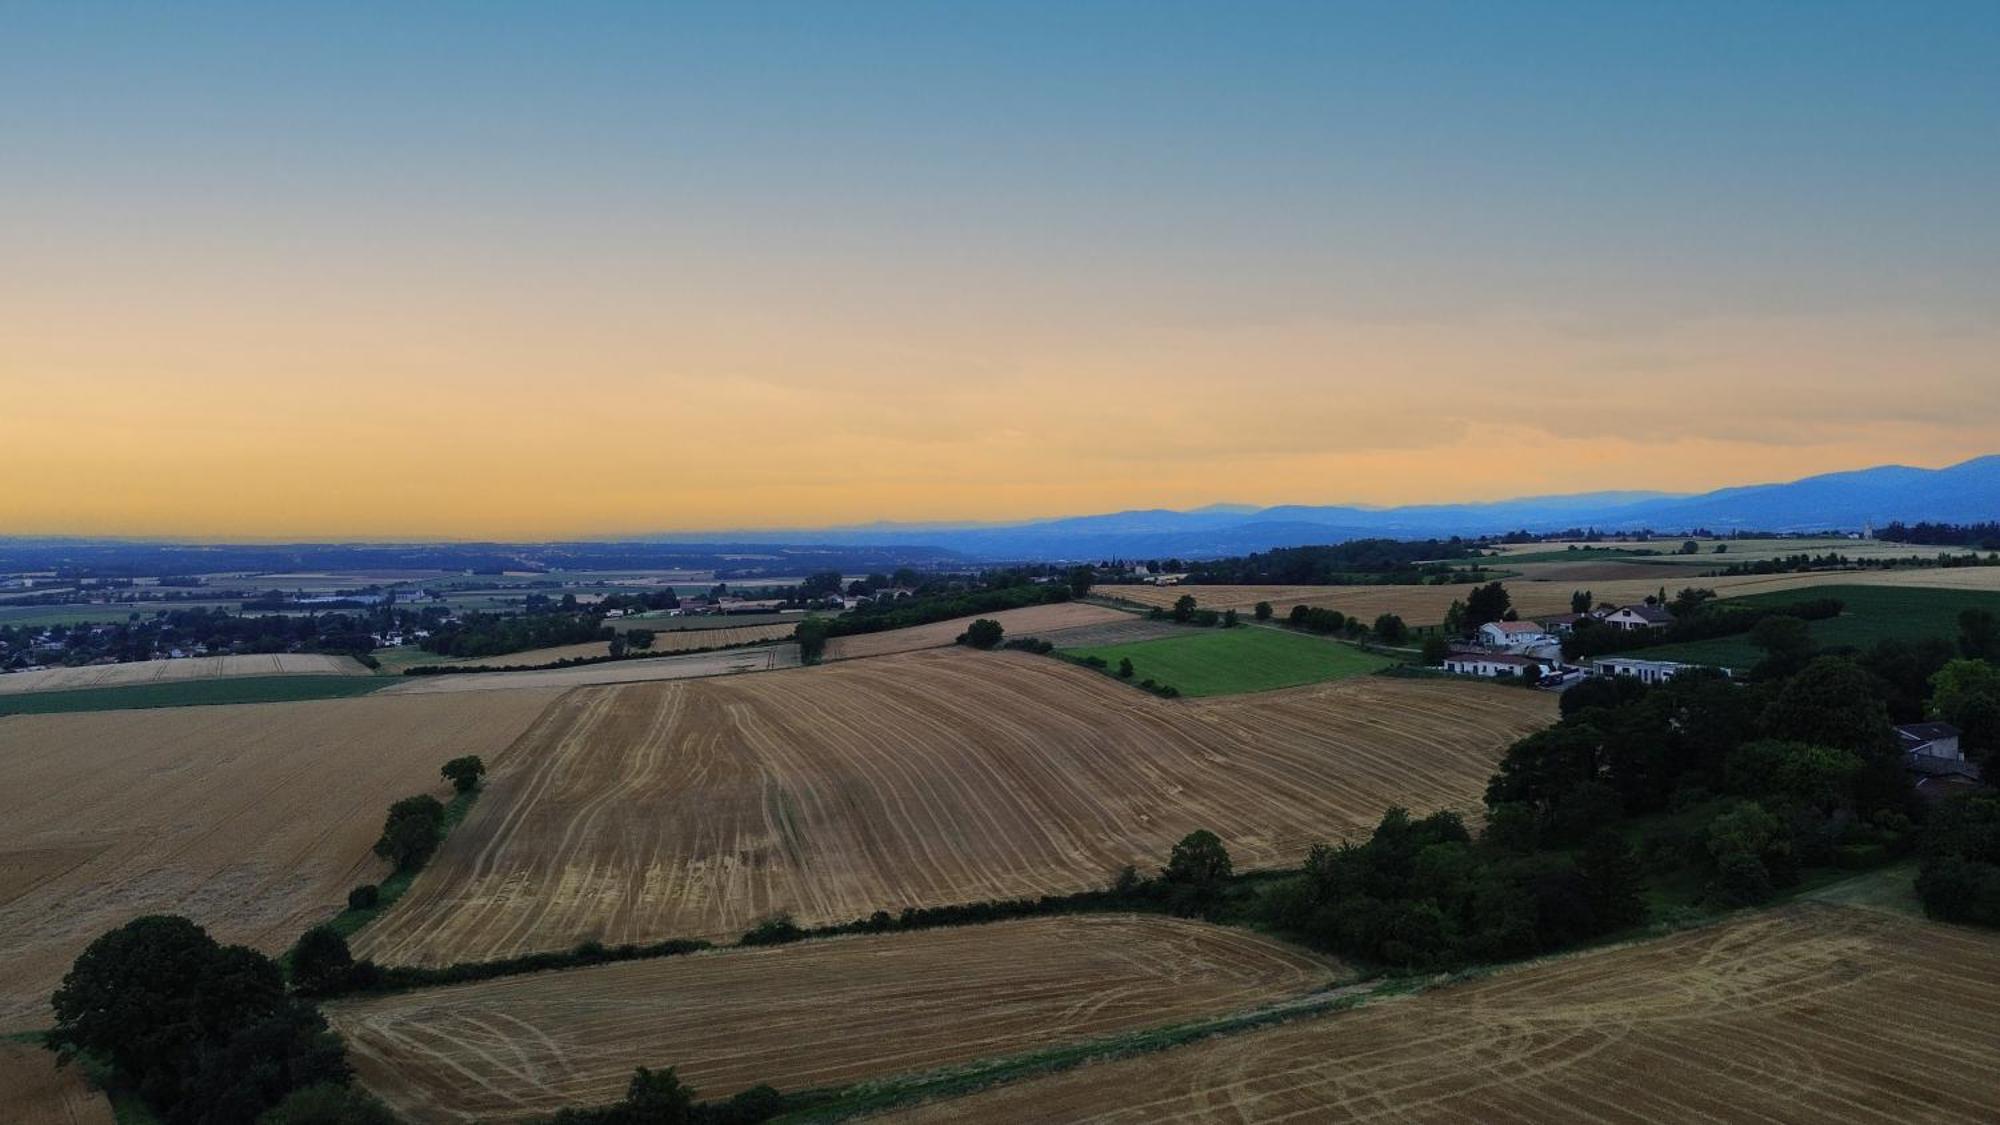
{"left": 5, "top": 2, "right": 1999, "bottom": 539}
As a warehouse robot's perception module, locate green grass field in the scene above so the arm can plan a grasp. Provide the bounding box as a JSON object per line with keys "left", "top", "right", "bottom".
{"left": 0, "top": 675, "right": 393, "bottom": 716}
{"left": 1644, "top": 583, "right": 2000, "bottom": 670}
{"left": 1062, "top": 626, "right": 1393, "bottom": 697}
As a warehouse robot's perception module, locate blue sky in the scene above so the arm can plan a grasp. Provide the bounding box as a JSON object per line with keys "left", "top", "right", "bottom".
{"left": 4, "top": 3, "right": 1998, "bottom": 535}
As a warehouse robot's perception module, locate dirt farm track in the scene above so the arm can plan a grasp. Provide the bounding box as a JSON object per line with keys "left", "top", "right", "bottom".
{"left": 355, "top": 649, "right": 1552, "bottom": 966}
{"left": 331, "top": 915, "right": 1342, "bottom": 1122}
{"left": 885, "top": 902, "right": 2000, "bottom": 1124}
{"left": 0, "top": 691, "right": 560, "bottom": 1032}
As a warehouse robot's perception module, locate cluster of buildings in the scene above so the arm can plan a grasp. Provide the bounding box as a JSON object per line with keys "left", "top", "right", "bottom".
{"left": 1442, "top": 601, "right": 1706, "bottom": 687}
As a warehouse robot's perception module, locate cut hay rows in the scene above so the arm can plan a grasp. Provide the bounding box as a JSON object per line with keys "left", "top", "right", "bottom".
{"left": 355, "top": 649, "right": 1551, "bottom": 967}
{"left": 0, "top": 1042, "right": 113, "bottom": 1125}
{"left": 1108, "top": 567, "right": 2000, "bottom": 626}
{"left": 884, "top": 902, "right": 2000, "bottom": 1124}
{"left": 821, "top": 602, "right": 1131, "bottom": 660}
{"left": 0, "top": 691, "right": 561, "bottom": 1032}
{"left": 0, "top": 653, "right": 368, "bottom": 695}
{"left": 331, "top": 915, "right": 1343, "bottom": 1122}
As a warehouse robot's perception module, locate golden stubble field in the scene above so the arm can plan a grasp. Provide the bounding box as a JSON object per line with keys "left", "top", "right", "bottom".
{"left": 0, "top": 653, "right": 368, "bottom": 695}
{"left": 331, "top": 915, "right": 1342, "bottom": 1122}
{"left": 1108, "top": 566, "right": 2000, "bottom": 626}
{"left": 0, "top": 690, "right": 560, "bottom": 1032}
{"left": 821, "top": 601, "right": 1132, "bottom": 660}
{"left": 884, "top": 902, "right": 2000, "bottom": 1124}
{"left": 355, "top": 649, "right": 1552, "bottom": 967}
{"left": 0, "top": 1041, "right": 112, "bottom": 1125}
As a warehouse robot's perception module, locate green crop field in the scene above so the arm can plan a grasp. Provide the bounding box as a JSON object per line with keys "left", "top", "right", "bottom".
{"left": 0, "top": 675, "right": 393, "bottom": 716}
{"left": 1062, "top": 626, "right": 1394, "bottom": 697}
{"left": 1644, "top": 583, "right": 2000, "bottom": 670}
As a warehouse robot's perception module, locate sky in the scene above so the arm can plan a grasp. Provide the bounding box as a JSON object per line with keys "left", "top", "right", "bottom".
{"left": 4, "top": 2, "right": 1998, "bottom": 540}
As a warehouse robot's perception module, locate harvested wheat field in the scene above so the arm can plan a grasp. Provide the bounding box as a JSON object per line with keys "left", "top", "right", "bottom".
{"left": 0, "top": 653, "right": 367, "bottom": 695}
{"left": 332, "top": 915, "right": 1342, "bottom": 1122}
{"left": 822, "top": 602, "right": 1131, "bottom": 660}
{"left": 0, "top": 691, "right": 559, "bottom": 1032}
{"left": 1108, "top": 569, "right": 2000, "bottom": 627}
{"left": 884, "top": 902, "right": 2000, "bottom": 1124}
{"left": 378, "top": 645, "right": 801, "bottom": 694}
{"left": 356, "top": 649, "right": 1551, "bottom": 967}
{"left": 0, "top": 1042, "right": 113, "bottom": 1125}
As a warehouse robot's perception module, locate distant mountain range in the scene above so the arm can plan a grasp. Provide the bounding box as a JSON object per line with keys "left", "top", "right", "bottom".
{"left": 659, "top": 456, "right": 2000, "bottom": 561}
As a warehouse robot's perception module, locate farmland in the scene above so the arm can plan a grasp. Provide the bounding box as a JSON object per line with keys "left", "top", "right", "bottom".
{"left": 884, "top": 903, "right": 2000, "bottom": 1123}
{"left": 1063, "top": 627, "right": 1392, "bottom": 696}
{"left": 1106, "top": 566, "right": 2000, "bottom": 627}
{"left": 376, "top": 644, "right": 800, "bottom": 694}
{"left": 0, "top": 674, "right": 393, "bottom": 716}
{"left": 821, "top": 601, "right": 1130, "bottom": 660}
{"left": 331, "top": 915, "right": 1342, "bottom": 1122}
{"left": 1646, "top": 583, "right": 2000, "bottom": 669}
{"left": 420, "top": 624, "right": 799, "bottom": 669}
{"left": 355, "top": 650, "right": 1552, "bottom": 967}
{"left": 0, "top": 652, "right": 368, "bottom": 694}
{"left": 0, "top": 690, "right": 560, "bottom": 1031}
{"left": 0, "top": 1041, "right": 113, "bottom": 1125}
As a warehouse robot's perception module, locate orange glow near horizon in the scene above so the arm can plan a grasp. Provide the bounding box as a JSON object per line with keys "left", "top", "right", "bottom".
{"left": 6, "top": 8, "right": 1997, "bottom": 540}
{"left": 7, "top": 294, "right": 1995, "bottom": 539}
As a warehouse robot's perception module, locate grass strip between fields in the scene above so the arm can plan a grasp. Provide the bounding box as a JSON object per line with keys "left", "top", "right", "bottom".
{"left": 323, "top": 785, "right": 483, "bottom": 942}
{"left": 0, "top": 674, "right": 392, "bottom": 716}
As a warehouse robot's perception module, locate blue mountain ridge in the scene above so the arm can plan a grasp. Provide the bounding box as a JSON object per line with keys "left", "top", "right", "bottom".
{"left": 653, "top": 457, "right": 2000, "bottom": 560}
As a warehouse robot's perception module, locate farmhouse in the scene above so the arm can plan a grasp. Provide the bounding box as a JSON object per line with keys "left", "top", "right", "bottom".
{"left": 1601, "top": 604, "right": 1674, "bottom": 632}
{"left": 1897, "top": 722, "right": 1964, "bottom": 762}
{"left": 1444, "top": 652, "right": 1547, "bottom": 679}
{"left": 1477, "top": 620, "right": 1555, "bottom": 651}
{"left": 1591, "top": 656, "right": 1722, "bottom": 684}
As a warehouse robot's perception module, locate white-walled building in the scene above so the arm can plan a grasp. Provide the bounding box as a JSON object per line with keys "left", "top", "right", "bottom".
{"left": 1477, "top": 620, "right": 1556, "bottom": 651}
{"left": 1444, "top": 652, "right": 1549, "bottom": 680}
{"left": 1590, "top": 656, "right": 1722, "bottom": 684}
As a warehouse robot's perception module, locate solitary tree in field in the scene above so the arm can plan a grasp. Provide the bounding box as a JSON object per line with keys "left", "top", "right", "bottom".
{"left": 1372, "top": 613, "right": 1409, "bottom": 644}
{"left": 1172, "top": 594, "right": 1197, "bottom": 623}
{"left": 1161, "top": 830, "right": 1232, "bottom": 916}
{"left": 288, "top": 926, "right": 355, "bottom": 996}
{"left": 374, "top": 794, "right": 446, "bottom": 871}
{"left": 1117, "top": 656, "right": 1134, "bottom": 678}
{"left": 1254, "top": 601, "right": 1272, "bottom": 622}
{"left": 795, "top": 617, "right": 830, "bottom": 663}
{"left": 441, "top": 755, "right": 486, "bottom": 793}
{"left": 961, "top": 618, "right": 1005, "bottom": 649}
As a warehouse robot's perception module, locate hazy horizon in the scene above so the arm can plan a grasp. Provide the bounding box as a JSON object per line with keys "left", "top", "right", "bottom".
{"left": 7, "top": 3, "right": 1998, "bottom": 539}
